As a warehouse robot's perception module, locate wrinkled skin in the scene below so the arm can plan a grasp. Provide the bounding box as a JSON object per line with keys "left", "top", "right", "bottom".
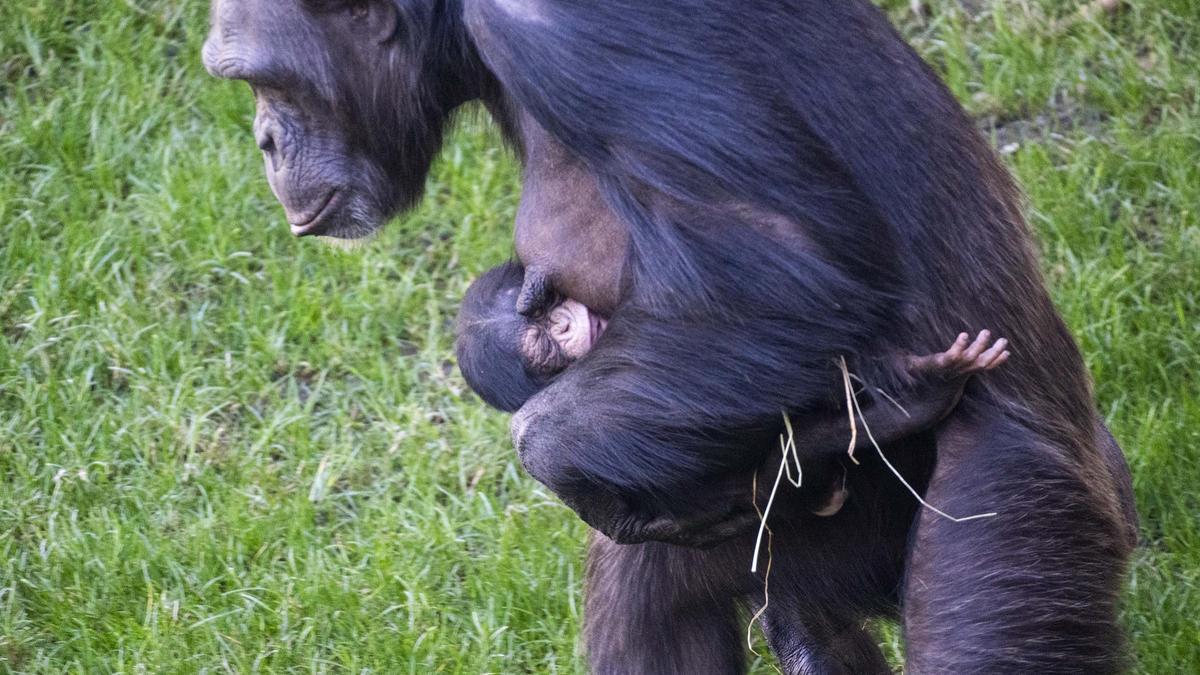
{"left": 202, "top": 0, "right": 472, "bottom": 239}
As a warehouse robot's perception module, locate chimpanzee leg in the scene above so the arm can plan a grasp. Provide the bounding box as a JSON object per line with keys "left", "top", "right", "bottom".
{"left": 1095, "top": 418, "right": 1138, "bottom": 549}
{"left": 747, "top": 460, "right": 916, "bottom": 675}
{"left": 903, "top": 406, "right": 1131, "bottom": 674}
{"left": 585, "top": 534, "right": 746, "bottom": 675}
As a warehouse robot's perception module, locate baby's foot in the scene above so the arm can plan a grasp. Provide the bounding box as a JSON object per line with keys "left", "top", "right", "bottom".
{"left": 907, "top": 330, "right": 1010, "bottom": 379}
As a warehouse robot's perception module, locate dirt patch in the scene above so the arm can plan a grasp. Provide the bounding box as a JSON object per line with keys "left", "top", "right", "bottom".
{"left": 976, "top": 95, "right": 1109, "bottom": 151}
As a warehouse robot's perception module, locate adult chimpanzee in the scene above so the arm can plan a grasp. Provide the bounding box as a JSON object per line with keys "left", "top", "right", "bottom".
{"left": 454, "top": 260, "right": 1019, "bottom": 672}
{"left": 203, "top": 1, "right": 1138, "bottom": 673}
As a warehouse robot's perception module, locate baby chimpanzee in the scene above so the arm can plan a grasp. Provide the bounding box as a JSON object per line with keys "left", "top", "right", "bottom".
{"left": 456, "top": 262, "right": 609, "bottom": 413}
{"left": 456, "top": 261, "right": 1009, "bottom": 518}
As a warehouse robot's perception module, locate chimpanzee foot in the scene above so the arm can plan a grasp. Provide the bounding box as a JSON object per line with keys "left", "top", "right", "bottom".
{"left": 907, "top": 330, "right": 1009, "bottom": 378}
{"left": 874, "top": 331, "right": 1012, "bottom": 434}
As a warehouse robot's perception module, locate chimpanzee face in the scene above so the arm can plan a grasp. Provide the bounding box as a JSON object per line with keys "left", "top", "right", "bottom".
{"left": 203, "top": 0, "right": 459, "bottom": 239}
{"left": 521, "top": 298, "right": 606, "bottom": 375}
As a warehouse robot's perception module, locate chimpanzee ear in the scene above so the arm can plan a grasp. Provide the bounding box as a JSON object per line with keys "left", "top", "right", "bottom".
{"left": 349, "top": 1, "right": 400, "bottom": 44}
{"left": 516, "top": 267, "right": 553, "bottom": 317}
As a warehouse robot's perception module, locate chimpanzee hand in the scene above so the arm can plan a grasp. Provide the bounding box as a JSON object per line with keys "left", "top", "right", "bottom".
{"left": 604, "top": 478, "right": 766, "bottom": 548}
{"left": 898, "top": 330, "right": 1010, "bottom": 425}
{"left": 554, "top": 481, "right": 764, "bottom": 549}
{"left": 559, "top": 448, "right": 839, "bottom": 547}
{"left": 554, "top": 483, "right": 762, "bottom": 548}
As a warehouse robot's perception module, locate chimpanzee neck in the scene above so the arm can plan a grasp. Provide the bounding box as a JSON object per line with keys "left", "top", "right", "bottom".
{"left": 429, "top": 0, "right": 498, "bottom": 111}
{"left": 440, "top": 0, "right": 525, "bottom": 153}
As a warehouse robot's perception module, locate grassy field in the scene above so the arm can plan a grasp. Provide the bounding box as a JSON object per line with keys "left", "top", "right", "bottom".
{"left": 1, "top": 0, "right": 1197, "bottom": 672}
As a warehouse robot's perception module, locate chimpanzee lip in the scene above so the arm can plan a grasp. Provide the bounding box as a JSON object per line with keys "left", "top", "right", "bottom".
{"left": 289, "top": 189, "right": 340, "bottom": 236}
{"left": 588, "top": 311, "right": 609, "bottom": 349}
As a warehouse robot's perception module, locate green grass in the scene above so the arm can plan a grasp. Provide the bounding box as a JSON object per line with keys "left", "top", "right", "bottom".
{"left": 1, "top": 0, "right": 1196, "bottom": 672}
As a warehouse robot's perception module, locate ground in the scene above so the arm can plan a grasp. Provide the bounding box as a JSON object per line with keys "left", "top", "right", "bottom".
{"left": 0, "top": 0, "right": 1197, "bottom": 672}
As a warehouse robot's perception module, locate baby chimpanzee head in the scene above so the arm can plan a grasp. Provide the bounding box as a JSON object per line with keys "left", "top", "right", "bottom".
{"left": 456, "top": 262, "right": 608, "bottom": 412}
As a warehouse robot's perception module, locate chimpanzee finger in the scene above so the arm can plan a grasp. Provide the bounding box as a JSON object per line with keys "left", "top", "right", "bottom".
{"left": 672, "top": 511, "right": 760, "bottom": 549}
{"left": 947, "top": 332, "right": 970, "bottom": 355}
{"left": 638, "top": 515, "right": 680, "bottom": 543}
{"left": 961, "top": 329, "right": 993, "bottom": 365}
{"left": 922, "top": 332, "right": 969, "bottom": 372}
{"left": 977, "top": 337, "right": 1009, "bottom": 369}
{"left": 515, "top": 267, "right": 553, "bottom": 317}
{"left": 639, "top": 506, "right": 758, "bottom": 549}
{"left": 939, "top": 332, "right": 970, "bottom": 365}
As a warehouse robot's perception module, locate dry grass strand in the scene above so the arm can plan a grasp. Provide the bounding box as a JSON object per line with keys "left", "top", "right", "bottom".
{"left": 838, "top": 357, "right": 997, "bottom": 523}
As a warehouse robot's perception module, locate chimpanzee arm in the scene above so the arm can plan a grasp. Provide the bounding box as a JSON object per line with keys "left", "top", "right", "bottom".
{"left": 513, "top": 330, "right": 1007, "bottom": 546}
{"left": 510, "top": 315, "right": 841, "bottom": 545}
{"left": 473, "top": 0, "right": 918, "bottom": 545}
{"left": 793, "top": 331, "right": 1009, "bottom": 460}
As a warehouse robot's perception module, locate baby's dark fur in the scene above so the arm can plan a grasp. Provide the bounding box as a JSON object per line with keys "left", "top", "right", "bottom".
{"left": 455, "top": 262, "right": 549, "bottom": 412}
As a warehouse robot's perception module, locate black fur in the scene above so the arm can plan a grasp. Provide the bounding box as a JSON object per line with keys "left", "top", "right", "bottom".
{"left": 205, "top": 1, "right": 1138, "bottom": 672}
{"left": 468, "top": 0, "right": 1094, "bottom": 506}
{"left": 455, "top": 261, "right": 551, "bottom": 412}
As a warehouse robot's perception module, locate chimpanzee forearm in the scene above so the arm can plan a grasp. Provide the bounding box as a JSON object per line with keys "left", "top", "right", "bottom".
{"left": 509, "top": 305, "right": 883, "bottom": 544}
{"left": 788, "top": 330, "right": 1010, "bottom": 460}
{"left": 787, "top": 398, "right": 941, "bottom": 460}
{"left": 512, "top": 326, "right": 1007, "bottom": 545}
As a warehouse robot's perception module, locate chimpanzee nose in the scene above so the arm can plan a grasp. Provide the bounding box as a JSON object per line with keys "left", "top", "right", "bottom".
{"left": 256, "top": 129, "right": 275, "bottom": 154}
{"left": 256, "top": 128, "right": 279, "bottom": 169}
{"left": 252, "top": 108, "right": 280, "bottom": 161}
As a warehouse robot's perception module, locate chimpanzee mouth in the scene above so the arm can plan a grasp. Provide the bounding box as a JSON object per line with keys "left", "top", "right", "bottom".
{"left": 588, "top": 310, "right": 609, "bottom": 350}
{"left": 289, "top": 189, "right": 341, "bottom": 237}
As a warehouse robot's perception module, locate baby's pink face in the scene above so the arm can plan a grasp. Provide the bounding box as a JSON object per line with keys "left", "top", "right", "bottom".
{"left": 521, "top": 298, "right": 609, "bottom": 376}
{"left": 546, "top": 299, "right": 608, "bottom": 359}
